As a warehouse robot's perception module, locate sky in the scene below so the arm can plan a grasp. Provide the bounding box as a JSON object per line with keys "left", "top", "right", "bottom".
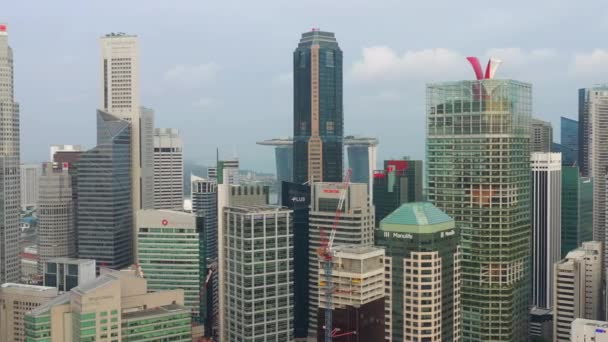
{"left": 7, "top": 0, "right": 608, "bottom": 173}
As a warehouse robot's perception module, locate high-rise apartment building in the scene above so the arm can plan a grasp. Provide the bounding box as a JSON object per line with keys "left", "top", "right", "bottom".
{"left": 375, "top": 202, "right": 461, "bottom": 342}
{"left": 137, "top": 210, "right": 205, "bottom": 323}
{"left": 153, "top": 128, "right": 183, "bottom": 210}
{"left": 553, "top": 241, "right": 603, "bottom": 341}
{"left": 570, "top": 318, "right": 608, "bottom": 342}
{"left": 0, "top": 24, "right": 20, "bottom": 284}
{"left": 562, "top": 166, "right": 593, "bottom": 256}
{"left": 281, "top": 182, "right": 311, "bottom": 339}
{"left": 25, "top": 267, "right": 191, "bottom": 342}
{"left": 427, "top": 76, "right": 532, "bottom": 340}
{"left": 43, "top": 258, "right": 96, "bottom": 292}
{"left": 531, "top": 152, "right": 562, "bottom": 309}
{"left": 308, "top": 182, "right": 374, "bottom": 336}
{"left": 293, "top": 29, "right": 343, "bottom": 184}
{"left": 222, "top": 205, "right": 294, "bottom": 342}
{"left": 373, "top": 159, "right": 423, "bottom": 226}
{"left": 77, "top": 110, "right": 132, "bottom": 269}
{"left": 317, "top": 246, "right": 385, "bottom": 342}
{"left": 0, "top": 283, "right": 58, "bottom": 342}
{"left": 20, "top": 164, "right": 40, "bottom": 210}
{"left": 531, "top": 118, "right": 553, "bottom": 152}
{"left": 38, "top": 162, "right": 75, "bottom": 273}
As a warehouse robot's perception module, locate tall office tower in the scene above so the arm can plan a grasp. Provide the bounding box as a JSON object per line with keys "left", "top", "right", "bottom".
{"left": 77, "top": 110, "right": 132, "bottom": 269}
{"left": 531, "top": 118, "right": 553, "bottom": 152}
{"left": 570, "top": 318, "right": 608, "bottom": 341}
{"left": 153, "top": 128, "right": 184, "bottom": 210}
{"left": 561, "top": 166, "right": 593, "bottom": 256}
{"left": 317, "top": 246, "right": 385, "bottom": 342}
{"left": 37, "top": 163, "right": 75, "bottom": 274}
{"left": 217, "top": 184, "right": 269, "bottom": 340}
{"left": 560, "top": 116, "right": 579, "bottom": 166}
{"left": 137, "top": 210, "right": 205, "bottom": 323}
{"left": 49, "top": 144, "right": 83, "bottom": 162}
{"left": 375, "top": 202, "right": 461, "bottom": 342}
{"left": 373, "top": 159, "right": 423, "bottom": 226}
{"left": 0, "top": 283, "right": 58, "bottom": 342}
{"left": 222, "top": 205, "right": 294, "bottom": 342}
{"left": 25, "top": 267, "right": 191, "bottom": 342}
{"left": 345, "top": 136, "right": 379, "bottom": 202}
{"left": 0, "top": 24, "right": 20, "bottom": 284}
{"left": 20, "top": 164, "right": 40, "bottom": 210}
{"left": 217, "top": 158, "right": 239, "bottom": 185}
{"left": 293, "top": 29, "right": 343, "bottom": 184}
{"left": 553, "top": 241, "right": 603, "bottom": 341}
{"left": 42, "top": 258, "right": 96, "bottom": 292}
{"left": 579, "top": 88, "right": 593, "bottom": 177}
{"left": 281, "top": 182, "right": 311, "bottom": 339}
{"left": 307, "top": 182, "right": 374, "bottom": 336}
{"left": 531, "top": 152, "right": 562, "bottom": 309}
{"left": 427, "top": 73, "right": 532, "bottom": 340}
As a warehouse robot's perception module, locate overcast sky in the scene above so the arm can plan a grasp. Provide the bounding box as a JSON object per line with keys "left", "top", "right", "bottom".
{"left": 7, "top": 0, "right": 608, "bottom": 172}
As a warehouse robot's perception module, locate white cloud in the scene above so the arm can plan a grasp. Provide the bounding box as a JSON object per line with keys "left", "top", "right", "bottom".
{"left": 484, "top": 48, "right": 557, "bottom": 66}
{"left": 164, "top": 63, "right": 219, "bottom": 85}
{"left": 573, "top": 49, "right": 608, "bottom": 75}
{"left": 192, "top": 97, "right": 215, "bottom": 108}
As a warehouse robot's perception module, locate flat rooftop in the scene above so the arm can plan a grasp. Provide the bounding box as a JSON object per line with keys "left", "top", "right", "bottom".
{"left": 122, "top": 304, "right": 189, "bottom": 320}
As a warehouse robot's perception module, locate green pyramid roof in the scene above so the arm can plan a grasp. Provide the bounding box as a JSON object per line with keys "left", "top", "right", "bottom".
{"left": 380, "top": 202, "right": 454, "bottom": 234}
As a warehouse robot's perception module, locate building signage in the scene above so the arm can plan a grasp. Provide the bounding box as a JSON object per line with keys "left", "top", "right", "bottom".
{"left": 161, "top": 219, "right": 168, "bottom": 226}
{"left": 323, "top": 189, "right": 340, "bottom": 194}
{"left": 383, "top": 231, "right": 413, "bottom": 239}
{"left": 291, "top": 197, "right": 306, "bottom": 203}
{"left": 440, "top": 230, "right": 455, "bottom": 238}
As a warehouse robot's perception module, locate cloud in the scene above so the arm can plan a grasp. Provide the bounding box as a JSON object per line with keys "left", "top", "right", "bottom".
{"left": 573, "top": 49, "right": 608, "bottom": 75}
{"left": 273, "top": 72, "right": 293, "bottom": 85}
{"left": 192, "top": 97, "right": 215, "bottom": 108}
{"left": 484, "top": 48, "right": 558, "bottom": 66}
{"left": 164, "top": 63, "right": 219, "bottom": 85}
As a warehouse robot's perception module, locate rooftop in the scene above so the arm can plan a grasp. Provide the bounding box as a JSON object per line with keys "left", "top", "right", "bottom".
{"left": 380, "top": 202, "right": 455, "bottom": 234}
{"left": 122, "top": 303, "right": 189, "bottom": 320}
{"left": 1, "top": 283, "right": 55, "bottom": 291}
{"left": 46, "top": 257, "right": 95, "bottom": 265}
{"left": 256, "top": 136, "right": 378, "bottom": 146}
{"left": 225, "top": 205, "right": 291, "bottom": 214}
{"left": 28, "top": 293, "right": 71, "bottom": 316}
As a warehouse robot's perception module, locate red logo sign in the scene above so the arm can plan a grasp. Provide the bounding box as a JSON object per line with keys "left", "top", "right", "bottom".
{"left": 161, "top": 219, "right": 168, "bottom": 226}
{"left": 323, "top": 189, "right": 340, "bottom": 194}
{"left": 0, "top": 25, "right": 6, "bottom": 32}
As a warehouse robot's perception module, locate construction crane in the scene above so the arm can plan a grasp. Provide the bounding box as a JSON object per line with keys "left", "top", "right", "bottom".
{"left": 317, "top": 169, "right": 355, "bottom": 342}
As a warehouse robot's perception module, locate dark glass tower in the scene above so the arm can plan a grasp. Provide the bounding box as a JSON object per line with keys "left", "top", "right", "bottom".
{"left": 561, "top": 166, "right": 593, "bottom": 257}
{"left": 373, "top": 159, "right": 423, "bottom": 226}
{"left": 77, "top": 110, "right": 132, "bottom": 269}
{"left": 293, "top": 30, "right": 343, "bottom": 184}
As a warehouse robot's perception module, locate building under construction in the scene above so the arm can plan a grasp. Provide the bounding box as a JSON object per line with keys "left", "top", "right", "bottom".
{"left": 316, "top": 245, "right": 385, "bottom": 342}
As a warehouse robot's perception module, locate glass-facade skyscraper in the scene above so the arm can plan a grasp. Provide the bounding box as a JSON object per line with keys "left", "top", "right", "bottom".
{"left": 561, "top": 166, "right": 593, "bottom": 257}
{"left": 560, "top": 116, "right": 578, "bottom": 166}
{"left": 427, "top": 79, "right": 532, "bottom": 341}
{"left": 77, "top": 110, "right": 132, "bottom": 269}
{"left": 373, "top": 159, "right": 423, "bottom": 227}
{"left": 293, "top": 30, "right": 343, "bottom": 184}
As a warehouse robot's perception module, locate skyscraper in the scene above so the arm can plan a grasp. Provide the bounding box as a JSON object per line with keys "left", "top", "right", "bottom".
{"left": 375, "top": 202, "right": 461, "bottom": 342}
{"left": 373, "top": 159, "right": 423, "bottom": 226}
{"left": 293, "top": 29, "right": 343, "bottom": 184}
{"left": 307, "top": 182, "right": 374, "bottom": 337}
{"left": 0, "top": 24, "right": 20, "bottom": 283}
{"left": 560, "top": 116, "right": 578, "bottom": 166}
{"left": 561, "top": 166, "right": 593, "bottom": 256}
{"left": 222, "top": 205, "right": 294, "bottom": 342}
{"left": 217, "top": 158, "right": 239, "bottom": 185}
{"left": 531, "top": 118, "right": 553, "bottom": 152}
{"left": 345, "top": 136, "right": 379, "bottom": 202}
{"left": 37, "top": 162, "right": 75, "bottom": 273}
{"left": 553, "top": 241, "right": 603, "bottom": 341}
{"left": 153, "top": 128, "right": 184, "bottom": 210}
{"left": 579, "top": 88, "right": 592, "bottom": 177}
{"left": 427, "top": 66, "right": 532, "bottom": 340}
{"left": 77, "top": 110, "right": 132, "bottom": 269}
{"left": 531, "top": 152, "right": 561, "bottom": 309}
{"left": 20, "top": 164, "right": 40, "bottom": 210}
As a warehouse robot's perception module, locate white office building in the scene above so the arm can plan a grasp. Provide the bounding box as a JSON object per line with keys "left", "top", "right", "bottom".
{"left": 153, "top": 128, "right": 183, "bottom": 210}
{"left": 20, "top": 164, "right": 40, "bottom": 210}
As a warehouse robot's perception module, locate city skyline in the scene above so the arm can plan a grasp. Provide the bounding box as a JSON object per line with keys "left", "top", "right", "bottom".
{"left": 5, "top": 1, "right": 608, "bottom": 173}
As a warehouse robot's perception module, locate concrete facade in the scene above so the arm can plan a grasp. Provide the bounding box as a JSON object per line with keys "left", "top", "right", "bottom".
{"left": 153, "top": 128, "right": 183, "bottom": 210}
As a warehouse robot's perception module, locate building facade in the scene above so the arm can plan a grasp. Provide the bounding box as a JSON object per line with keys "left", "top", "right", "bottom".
{"left": 562, "top": 166, "right": 593, "bottom": 256}
{"left": 0, "top": 283, "right": 58, "bottom": 342}
{"left": 560, "top": 116, "right": 578, "bottom": 166}
{"left": 553, "top": 241, "right": 603, "bottom": 341}
{"left": 20, "top": 164, "right": 40, "bottom": 210}
{"left": 427, "top": 78, "right": 532, "bottom": 340}
{"left": 49, "top": 144, "right": 83, "bottom": 162}
{"left": 153, "top": 128, "right": 183, "bottom": 210}
{"left": 25, "top": 267, "right": 191, "bottom": 342}
{"left": 373, "top": 159, "right": 423, "bottom": 227}
{"left": 376, "top": 202, "right": 460, "bottom": 342}
{"left": 570, "top": 319, "right": 608, "bottom": 342}
{"left": 531, "top": 118, "right": 553, "bottom": 152}
{"left": 579, "top": 88, "right": 593, "bottom": 177}
{"left": 531, "top": 152, "right": 561, "bottom": 309}
{"left": 308, "top": 182, "right": 374, "bottom": 337}
{"left": 293, "top": 30, "right": 343, "bottom": 184}
{"left": 0, "top": 24, "right": 20, "bottom": 284}
{"left": 43, "top": 258, "right": 96, "bottom": 292}
{"left": 317, "top": 246, "right": 385, "bottom": 342}
{"left": 345, "top": 136, "right": 379, "bottom": 200}
{"left": 222, "top": 206, "right": 294, "bottom": 342}
{"left": 77, "top": 110, "right": 132, "bottom": 269}
{"left": 217, "top": 159, "right": 239, "bottom": 185}
{"left": 137, "top": 210, "right": 205, "bottom": 323}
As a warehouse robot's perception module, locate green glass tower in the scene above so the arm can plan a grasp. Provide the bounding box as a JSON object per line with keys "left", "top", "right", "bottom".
{"left": 561, "top": 166, "right": 593, "bottom": 257}
{"left": 375, "top": 202, "right": 460, "bottom": 342}
{"left": 426, "top": 78, "right": 532, "bottom": 341}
